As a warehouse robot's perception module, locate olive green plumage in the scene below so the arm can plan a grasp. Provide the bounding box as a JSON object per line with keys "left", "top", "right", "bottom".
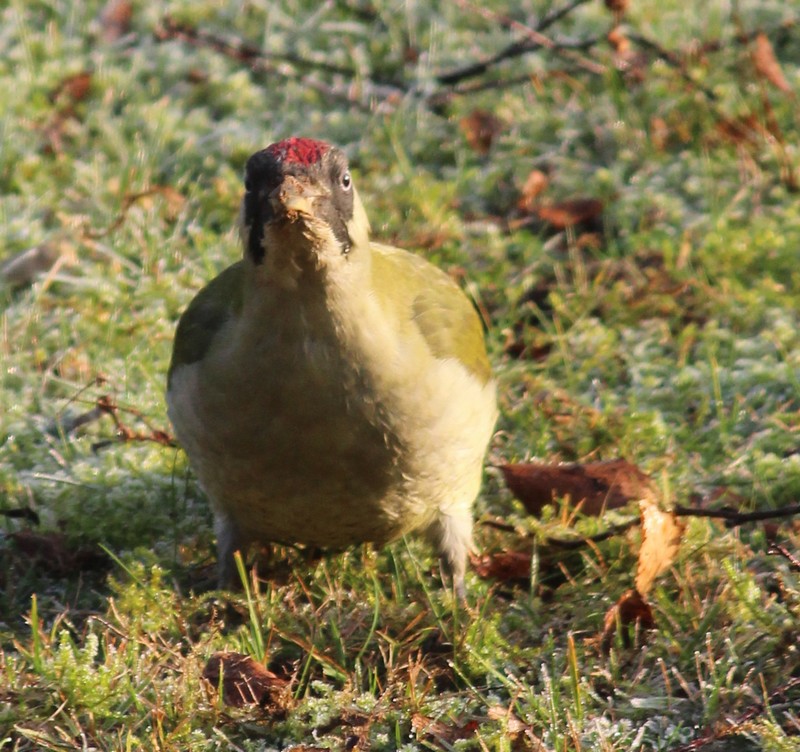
{"left": 168, "top": 262, "right": 244, "bottom": 385}
{"left": 166, "top": 138, "right": 497, "bottom": 594}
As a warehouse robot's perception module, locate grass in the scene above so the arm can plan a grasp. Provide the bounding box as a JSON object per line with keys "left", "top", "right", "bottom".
{"left": 2, "top": 0, "right": 800, "bottom": 749}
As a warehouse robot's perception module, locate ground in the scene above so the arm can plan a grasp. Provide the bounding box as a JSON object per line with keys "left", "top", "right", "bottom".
{"left": 1, "top": 1, "right": 800, "bottom": 750}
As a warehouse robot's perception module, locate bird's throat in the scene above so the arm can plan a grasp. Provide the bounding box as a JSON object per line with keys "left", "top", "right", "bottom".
{"left": 261, "top": 220, "right": 326, "bottom": 290}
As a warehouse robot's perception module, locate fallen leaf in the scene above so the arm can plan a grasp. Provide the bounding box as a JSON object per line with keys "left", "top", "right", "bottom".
{"left": 411, "top": 713, "right": 479, "bottom": 745}
{"left": 486, "top": 705, "right": 529, "bottom": 736}
{"left": 636, "top": 497, "right": 685, "bottom": 595}
{"left": 186, "top": 68, "right": 210, "bottom": 84}
{"left": 49, "top": 71, "right": 93, "bottom": 105}
{"left": 607, "top": 26, "right": 630, "bottom": 56}
{"left": 517, "top": 169, "right": 550, "bottom": 212}
{"left": 98, "top": 0, "right": 133, "bottom": 42}
{"left": 604, "top": 0, "right": 629, "bottom": 13}
{"left": 608, "top": 27, "right": 647, "bottom": 83}
{"left": 460, "top": 109, "right": 505, "bottom": 155}
{"left": 599, "top": 588, "right": 655, "bottom": 652}
{"left": 752, "top": 32, "right": 792, "bottom": 94}
{"left": 202, "top": 651, "right": 290, "bottom": 710}
{"left": 403, "top": 43, "right": 421, "bottom": 65}
{"left": 500, "top": 459, "right": 655, "bottom": 518}
{"left": 313, "top": 708, "right": 372, "bottom": 750}
{"left": 714, "top": 114, "right": 767, "bottom": 146}
{"left": 470, "top": 550, "right": 532, "bottom": 585}
{"left": 535, "top": 197, "right": 603, "bottom": 230}
{"left": 9, "top": 531, "right": 108, "bottom": 576}
{"left": 649, "top": 117, "right": 669, "bottom": 151}
{"left": 152, "top": 185, "right": 187, "bottom": 220}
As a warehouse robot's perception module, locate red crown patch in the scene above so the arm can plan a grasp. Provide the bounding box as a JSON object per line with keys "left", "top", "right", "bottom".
{"left": 265, "top": 137, "right": 330, "bottom": 166}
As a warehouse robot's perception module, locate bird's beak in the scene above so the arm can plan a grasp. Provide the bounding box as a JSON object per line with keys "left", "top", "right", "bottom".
{"left": 269, "top": 176, "right": 317, "bottom": 221}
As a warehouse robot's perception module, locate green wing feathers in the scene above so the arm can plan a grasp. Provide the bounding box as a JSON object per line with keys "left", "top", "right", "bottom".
{"left": 370, "top": 244, "right": 492, "bottom": 385}
{"left": 168, "top": 248, "right": 490, "bottom": 388}
{"left": 167, "top": 262, "right": 245, "bottom": 387}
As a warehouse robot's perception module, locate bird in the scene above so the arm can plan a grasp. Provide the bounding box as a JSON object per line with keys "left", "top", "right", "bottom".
{"left": 166, "top": 137, "right": 497, "bottom": 595}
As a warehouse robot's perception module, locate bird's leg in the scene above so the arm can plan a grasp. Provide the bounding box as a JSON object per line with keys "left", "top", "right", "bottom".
{"left": 428, "top": 511, "right": 472, "bottom": 600}
{"left": 214, "top": 511, "right": 247, "bottom": 588}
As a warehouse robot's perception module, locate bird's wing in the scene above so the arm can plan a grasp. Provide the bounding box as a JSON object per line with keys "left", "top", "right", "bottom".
{"left": 370, "top": 243, "right": 492, "bottom": 385}
{"left": 167, "top": 261, "right": 245, "bottom": 388}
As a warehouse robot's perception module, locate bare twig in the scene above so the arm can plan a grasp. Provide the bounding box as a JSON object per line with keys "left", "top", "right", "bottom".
{"left": 433, "top": 36, "right": 600, "bottom": 102}
{"left": 436, "top": 0, "right": 602, "bottom": 86}
{"left": 0, "top": 507, "right": 41, "bottom": 525}
{"left": 55, "top": 382, "right": 177, "bottom": 449}
{"left": 91, "top": 395, "right": 176, "bottom": 450}
{"left": 82, "top": 187, "right": 178, "bottom": 240}
{"left": 155, "top": 16, "right": 356, "bottom": 78}
{"left": 673, "top": 503, "right": 800, "bottom": 527}
{"left": 667, "top": 678, "right": 800, "bottom": 752}
{"left": 544, "top": 519, "right": 639, "bottom": 550}
{"left": 479, "top": 516, "right": 639, "bottom": 550}
{"left": 626, "top": 31, "right": 719, "bottom": 101}
{"left": 153, "top": 16, "right": 395, "bottom": 110}
{"left": 768, "top": 542, "right": 800, "bottom": 571}
{"left": 484, "top": 501, "right": 800, "bottom": 554}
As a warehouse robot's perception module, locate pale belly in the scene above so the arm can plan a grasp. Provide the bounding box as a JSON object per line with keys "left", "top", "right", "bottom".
{"left": 167, "top": 308, "right": 496, "bottom": 555}
{"left": 167, "top": 364, "right": 434, "bottom": 548}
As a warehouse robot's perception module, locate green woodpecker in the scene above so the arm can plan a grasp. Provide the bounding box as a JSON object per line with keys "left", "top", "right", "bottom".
{"left": 166, "top": 138, "right": 497, "bottom": 594}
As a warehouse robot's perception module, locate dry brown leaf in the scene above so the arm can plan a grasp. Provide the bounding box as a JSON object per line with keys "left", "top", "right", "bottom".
{"left": 411, "top": 713, "right": 479, "bottom": 745}
{"left": 607, "top": 27, "right": 630, "bottom": 56}
{"left": 636, "top": 496, "right": 685, "bottom": 595}
{"left": 604, "top": 0, "right": 629, "bottom": 14}
{"left": 152, "top": 185, "right": 187, "bottom": 220}
{"left": 752, "top": 32, "right": 792, "bottom": 94}
{"left": 517, "top": 169, "right": 550, "bottom": 212}
{"left": 713, "top": 114, "right": 766, "bottom": 147}
{"left": 470, "top": 550, "right": 532, "bottom": 585}
{"left": 599, "top": 588, "right": 655, "bottom": 651}
{"left": 649, "top": 117, "right": 669, "bottom": 151}
{"left": 607, "top": 27, "right": 647, "bottom": 82}
{"left": 98, "top": 0, "right": 133, "bottom": 42}
{"left": 460, "top": 109, "right": 505, "bottom": 155}
{"left": 535, "top": 198, "right": 603, "bottom": 230}
{"left": 9, "top": 531, "right": 108, "bottom": 575}
{"left": 500, "top": 459, "right": 655, "bottom": 518}
{"left": 202, "top": 651, "right": 290, "bottom": 710}
{"left": 50, "top": 71, "right": 93, "bottom": 104}
{"left": 486, "top": 705, "right": 529, "bottom": 736}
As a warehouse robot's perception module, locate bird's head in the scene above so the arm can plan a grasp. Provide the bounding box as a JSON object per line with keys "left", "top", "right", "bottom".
{"left": 238, "top": 138, "right": 371, "bottom": 288}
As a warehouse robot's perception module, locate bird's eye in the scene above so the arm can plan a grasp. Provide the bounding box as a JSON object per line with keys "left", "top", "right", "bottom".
{"left": 340, "top": 171, "right": 352, "bottom": 191}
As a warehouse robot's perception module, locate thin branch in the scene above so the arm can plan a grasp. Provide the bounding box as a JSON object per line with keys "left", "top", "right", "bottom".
{"left": 91, "top": 395, "right": 176, "bottom": 450}
{"left": 544, "top": 519, "right": 638, "bottom": 550}
{"left": 155, "top": 15, "right": 357, "bottom": 78}
{"left": 768, "top": 542, "right": 800, "bottom": 571}
{"left": 484, "top": 502, "right": 800, "bottom": 553}
{"left": 479, "top": 516, "right": 639, "bottom": 550}
{"left": 82, "top": 187, "right": 178, "bottom": 240}
{"left": 153, "top": 16, "right": 392, "bottom": 111}
{"left": 626, "top": 31, "right": 719, "bottom": 102}
{"left": 673, "top": 502, "right": 800, "bottom": 527}
{"left": 436, "top": 0, "right": 601, "bottom": 86}
{"left": 667, "top": 678, "right": 800, "bottom": 752}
